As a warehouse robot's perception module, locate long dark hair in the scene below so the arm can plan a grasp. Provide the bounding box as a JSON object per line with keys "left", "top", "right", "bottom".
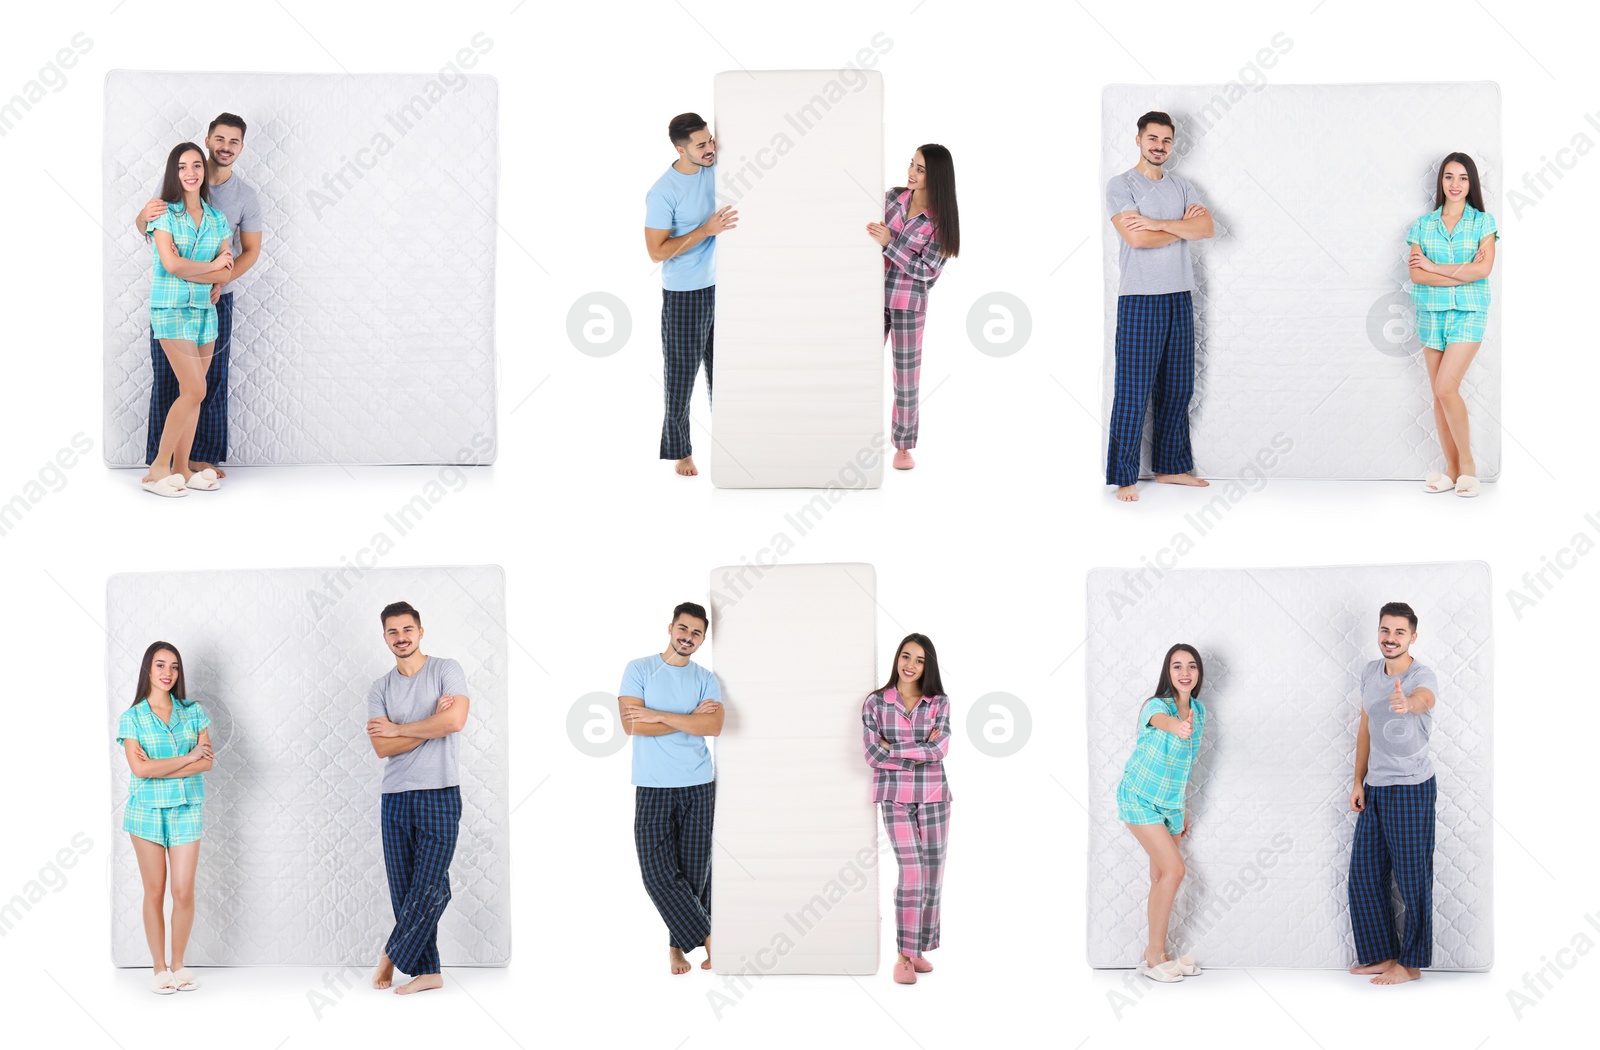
{"left": 877, "top": 633, "right": 945, "bottom": 698}
{"left": 1434, "top": 152, "right": 1485, "bottom": 213}
{"left": 896, "top": 143, "right": 959, "bottom": 258}
{"left": 159, "top": 142, "right": 210, "bottom": 204}
{"left": 132, "top": 641, "right": 191, "bottom": 707}
{"left": 1152, "top": 643, "right": 1204, "bottom": 701}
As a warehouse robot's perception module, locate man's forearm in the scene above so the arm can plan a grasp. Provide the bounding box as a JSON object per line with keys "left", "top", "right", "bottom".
{"left": 655, "top": 710, "right": 721, "bottom": 737}
{"left": 397, "top": 710, "right": 465, "bottom": 739}
{"left": 374, "top": 736, "right": 426, "bottom": 757}
{"left": 652, "top": 225, "right": 710, "bottom": 263}
{"left": 1151, "top": 216, "right": 1213, "bottom": 240}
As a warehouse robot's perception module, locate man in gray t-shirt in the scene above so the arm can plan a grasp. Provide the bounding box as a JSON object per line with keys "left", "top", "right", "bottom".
{"left": 1347, "top": 602, "right": 1441, "bottom": 986}
{"left": 1105, "top": 110, "right": 1214, "bottom": 502}
{"left": 135, "top": 112, "right": 265, "bottom": 476}
{"left": 363, "top": 601, "right": 471, "bottom": 996}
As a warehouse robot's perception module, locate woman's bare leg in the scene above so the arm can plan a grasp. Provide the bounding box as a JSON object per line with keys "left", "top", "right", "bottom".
{"left": 130, "top": 834, "right": 169, "bottom": 972}
{"left": 1431, "top": 341, "right": 1483, "bottom": 479}
{"left": 148, "top": 340, "right": 211, "bottom": 482}
{"left": 1128, "top": 822, "right": 1185, "bottom": 967}
{"left": 1422, "top": 348, "right": 1458, "bottom": 478}
{"left": 167, "top": 839, "right": 201, "bottom": 971}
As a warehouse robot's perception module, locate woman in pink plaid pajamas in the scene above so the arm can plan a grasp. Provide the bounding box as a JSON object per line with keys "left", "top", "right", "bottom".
{"left": 861, "top": 633, "right": 952, "bottom": 985}
{"left": 866, "top": 146, "right": 961, "bottom": 471}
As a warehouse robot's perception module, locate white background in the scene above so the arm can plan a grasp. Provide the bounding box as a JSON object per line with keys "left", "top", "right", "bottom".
{"left": 0, "top": 0, "right": 1594, "bottom": 1047}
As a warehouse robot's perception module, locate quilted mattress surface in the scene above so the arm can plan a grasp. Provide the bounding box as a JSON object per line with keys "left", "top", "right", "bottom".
{"left": 712, "top": 70, "right": 885, "bottom": 489}
{"left": 1100, "top": 83, "right": 1501, "bottom": 480}
{"left": 710, "top": 563, "right": 880, "bottom": 974}
{"left": 1085, "top": 562, "right": 1492, "bottom": 969}
{"left": 103, "top": 70, "right": 498, "bottom": 466}
{"left": 105, "top": 565, "right": 510, "bottom": 966}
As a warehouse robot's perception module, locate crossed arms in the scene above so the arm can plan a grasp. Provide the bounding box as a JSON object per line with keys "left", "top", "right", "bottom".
{"left": 862, "top": 704, "right": 951, "bottom": 770}
{"left": 124, "top": 730, "right": 214, "bottom": 779}
{"left": 1409, "top": 236, "right": 1496, "bottom": 286}
{"left": 136, "top": 199, "right": 263, "bottom": 289}
{"left": 367, "top": 694, "right": 471, "bottom": 758}
{"left": 1112, "top": 203, "right": 1214, "bottom": 249}
{"left": 618, "top": 696, "right": 724, "bottom": 737}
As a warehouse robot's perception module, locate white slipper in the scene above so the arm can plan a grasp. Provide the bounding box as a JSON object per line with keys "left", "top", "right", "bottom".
{"left": 141, "top": 474, "right": 188, "bottom": 498}
{"left": 172, "top": 967, "right": 200, "bottom": 991}
{"left": 151, "top": 969, "right": 179, "bottom": 994}
{"left": 185, "top": 468, "right": 221, "bottom": 492}
{"left": 1137, "top": 958, "right": 1185, "bottom": 983}
{"left": 1422, "top": 472, "right": 1454, "bottom": 494}
{"left": 1454, "top": 474, "right": 1480, "bottom": 498}
{"left": 1175, "top": 953, "right": 1202, "bottom": 976}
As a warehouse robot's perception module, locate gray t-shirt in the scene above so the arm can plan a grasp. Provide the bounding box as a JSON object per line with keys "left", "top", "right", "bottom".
{"left": 366, "top": 656, "right": 469, "bottom": 793}
{"left": 207, "top": 173, "right": 263, "bottom": 294}
{"left": 1105, "top": 168, "right": 1200, "bottom": 296}
{"left": 1361, "top": 657, "right": 1438, "bottom": 786}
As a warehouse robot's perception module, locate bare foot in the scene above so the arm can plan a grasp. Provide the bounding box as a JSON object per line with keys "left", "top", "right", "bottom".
{"left": 1370, "top": 963, "right": 1421, "bottom": 985}
{"left": 675, "top": 456, "right": 698, "bottom": 477}
{"left": 372, "top": 954, "right": 395, "bottom": 990}
{"left": 192, "top": 461, "right": 226, "bottom": 479}
{"left": 669, "top": 947, "right": 691, "bottom": 975}
{"left": 1115, "top": 485, "right": 1139, "bottom": 502}
{"left": 395, "top": 973, "right": 443, "bottom": 995}
{"left": 700, "top": 936, "right": 713, "bottom": 970}
{"left": 1154, "top": 473, "right": 1209, "bottom": 488}
{"left": 1349, "top": 960, "right": 1391, "bottom": 975}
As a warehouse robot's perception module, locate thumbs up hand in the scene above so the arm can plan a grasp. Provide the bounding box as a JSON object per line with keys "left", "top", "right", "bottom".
{"left": 1176, "top": 717, "right": 1194, "bottom": 740}
{"left": 1389, "top": 677, "right": 1410, "bottom": 714}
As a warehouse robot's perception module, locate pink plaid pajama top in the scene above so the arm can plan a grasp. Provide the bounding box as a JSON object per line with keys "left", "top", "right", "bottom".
{"left": 862, "top": 688, "right": 953, "bottom": 803}
{"left": 883, "top": 189, "right": 946, "bottom": 312}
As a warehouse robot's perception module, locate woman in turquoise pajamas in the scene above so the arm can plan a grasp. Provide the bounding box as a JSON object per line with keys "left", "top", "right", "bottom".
{"left": 1407, "top": 152, "right": 1498, "bottom": 498}
{"left": 141, "top": 142, "right": 234, "bottom": 497}
{"left": 1117, "top": 643, "right": 1206, "bottom": 982}
{"left": 117, "top": 642, "right": 214, "bottom": 994}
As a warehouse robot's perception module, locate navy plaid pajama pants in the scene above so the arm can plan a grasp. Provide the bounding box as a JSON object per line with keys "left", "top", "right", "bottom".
{"left": 882, "top": 800, "right": 949, "bottom": 958}
{"left": 380, "top": 785, "right": 461, "bottom": 976}
{"left": 1348, "top": 776, "right": 1435, "bottom": 969}
{"left": 146, "top": 291, "right": 234, "bottom": 466}
{"left": 1105, "top": 291, "right": 1195, "bottom": 487}
{"left": 660, "top": 286, "right": 715, "bottom": 460}
{"left": 635, "top": 782, "right": 714, "bottom": 952}
{"left": 884, "top": 308, "right": 926, "bottom": 450}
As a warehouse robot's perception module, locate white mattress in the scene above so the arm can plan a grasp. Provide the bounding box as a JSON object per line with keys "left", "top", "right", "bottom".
{"left": 1100, "top": 84, "right": 1501, "bottom": 480}
{"left": 103, "top": 70, "right": 499, "bottom": 466}
{"left": 711, "top": 71, "right": 885, "bottom": 489}
{"left": 710, "top": 563, "right": 880, "bottom": 974}
{"left": 105, "top": 565, "right": 510, "bottom": 966}
{"left": 1085, "top": 562, "right": 1493, "bottom": 969}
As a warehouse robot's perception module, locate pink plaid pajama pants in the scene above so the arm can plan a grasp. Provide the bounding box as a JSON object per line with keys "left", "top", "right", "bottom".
{"left": 881, "top": 800, "right": 949, "bottom": 959}
{"left": 884, "top": 307, "right": 926, "bottom": 450}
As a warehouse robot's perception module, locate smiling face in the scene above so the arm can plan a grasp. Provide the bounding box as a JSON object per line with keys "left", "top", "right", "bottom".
{"left": 207, "top": 123, "right": 244, "bottom": 169}
{"left": 1440, "top": 161, "right": 1470, "bottom": 205}
{"left": 1168, "top": 650, "right": 1199, "bottom": 698}
{"left": 1137, "top": 123, "right": 1174, "bottom": 167}
{"left": 383, "top": 614, "right": 423, "bottom": 659}
{"left": 176, "top": 149, "right": 206, "bottom": 194}
{"left": 897, "top": 641, "right": 927, "bottom": 690}
{"left": 149, "top": 649, "right": 180, "bottom": 694}
{"left": 668, "top": 614, "right": 707, "bottom": 658}
{"left": 1378, "top": 615, "right": 1416, "bottom": 662}
{"left": 677, "top": 126, "right": 716, "bottom": 168}
{"left": 906, "top": 151, "right": 927, "bottom": 191}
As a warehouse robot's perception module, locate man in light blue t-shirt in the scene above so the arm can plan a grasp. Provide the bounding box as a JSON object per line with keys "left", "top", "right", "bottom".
{"left": 644, "top": 113, "right": 739, "bottom": 479}
{"left": 618, "top": 601, "right": 725, "bottom": 975}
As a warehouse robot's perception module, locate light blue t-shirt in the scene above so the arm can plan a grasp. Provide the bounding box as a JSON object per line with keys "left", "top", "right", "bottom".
{"left": 645, "top": 163, "right": 717, "bottom": 292}
{"left": 619, "top": 655, "right": 721, "bottom": 787}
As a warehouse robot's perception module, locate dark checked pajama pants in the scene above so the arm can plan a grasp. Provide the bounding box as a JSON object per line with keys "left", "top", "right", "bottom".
{"left": 881, "top": 800, "right": 949, "bottom": 959}
{"left": 147, "top": 291, "right": 234, "bottom": 466}
{"left": 1348, "top": 776, "right": 1435, "bottom": 969}
{"left": 660, "top": 286, "right": 715, "bottom": 461}
{"left": 884, "top": 307, "right": 927, "bottom": 450}
{"left": 635, "top": 782, "right": 715, "bottom": 951}
{"left": 1105, "top": 291, "right": 1195, "bottom": 487}
{"left": 380, "top": 785, "right": 461, "bottom": 976}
